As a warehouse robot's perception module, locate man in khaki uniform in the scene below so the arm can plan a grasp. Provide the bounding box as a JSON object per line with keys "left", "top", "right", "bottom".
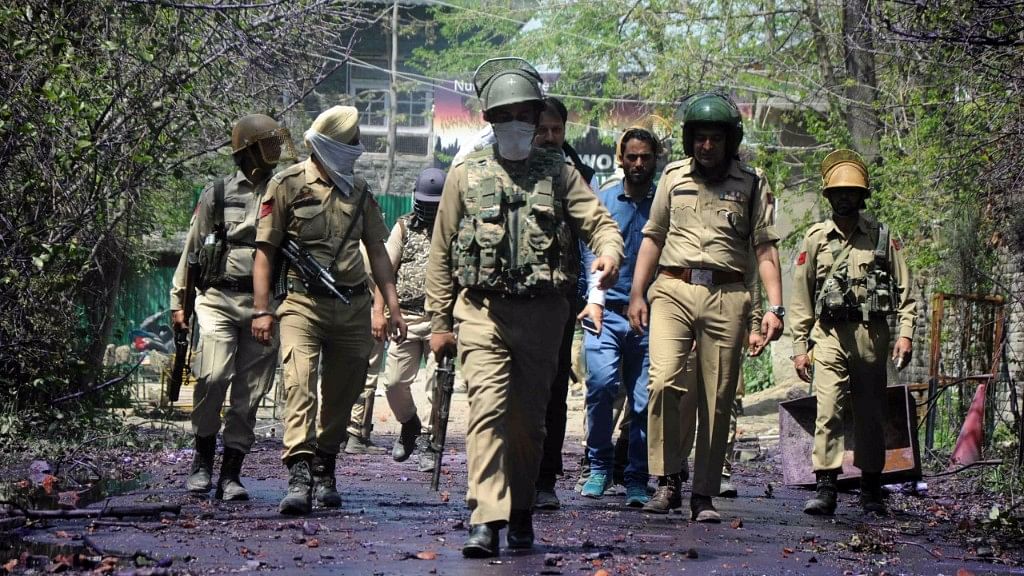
{"left": 344, "top": 245, "right": 389, "bottom": 456}
{"left": 629, "top": 92, "right": 784, "bottom": 522}
{"left": 251, "top": 105, "right": 407, "bottom": 516}
{"left": 791, "top": 149, "right": 915, "bottom": 516}
{"left": 170, "top": 114, "right": 291, "bottom": 501}
{"left": 677, "top": 264, "right": 764, "bottom": 499}
{"left": 426, "top": 58, "right": 622, "bottom": 558}
{"left": 382, "top": 168, "right": 445, "bottom": 472}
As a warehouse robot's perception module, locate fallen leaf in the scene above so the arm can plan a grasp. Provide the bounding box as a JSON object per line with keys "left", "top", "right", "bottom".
{"left": 41, "top": 474, "right": 58, "bottom": 495}
{"left": 783, "top": 547, "right": 794, "bottom": 554}
{"left": 415, "top": 551, "right": 437, "bottom": 560}
{"left": 957, "top": 569, "right": 975, "bottom": 576}
{"left": 440, "top": 491, "right": 450, "bottom": 503}
{"left": 305, "top": 539, "right": 319, "bottom": 548}
{"left": 730, "top": 518, "right": 743, "bottom": 529}
{"left": 594, "top": 570, "right": 610, "bottom": 576}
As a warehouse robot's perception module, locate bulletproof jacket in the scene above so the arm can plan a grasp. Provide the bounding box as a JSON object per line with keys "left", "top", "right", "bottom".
{"left": 814, "top": 221, "right": 897, "bottom": 322}
{"left": 196, "top": 176, "right": 258, "bottom": 290}
{"left": 451, "top": 147, "right": 578, "bottom": 296}
{"left": 395, "top": 214, "right": 432, "bottom": 311}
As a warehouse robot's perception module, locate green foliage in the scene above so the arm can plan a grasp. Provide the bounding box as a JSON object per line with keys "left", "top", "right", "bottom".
{"left": 0, "top": 0, "right": 372, "bottom": 444}
{"left": 743, "top": 350, "right": 775, "bottom": 394}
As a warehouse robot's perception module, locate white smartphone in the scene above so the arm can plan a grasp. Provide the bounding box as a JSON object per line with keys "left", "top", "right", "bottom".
{"left": 581, "top": 317, "right": 599, "bottom": 335}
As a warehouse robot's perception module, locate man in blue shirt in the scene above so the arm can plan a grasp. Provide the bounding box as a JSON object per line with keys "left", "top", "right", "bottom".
{"left": 578, "top": 126, "right": 661, "bottom": 506}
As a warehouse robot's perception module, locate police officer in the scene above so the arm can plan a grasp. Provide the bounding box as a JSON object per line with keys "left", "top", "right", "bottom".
{"left": 629, "top": 92, "right": 784, "bottom": 523}
{"left": 791, "top": 149, "right": 915, "bottom": 516}
{"left": 384, "top": 168, "right": 445, "bottom": 472}
{"left": 170, "top": 114, "right": 290, "bottom": 501}
{"left": 426, "top": 58, "right": 622, "bottom": 558}
{"left": 251, "top": 105, "right": 407, "bottom": 516}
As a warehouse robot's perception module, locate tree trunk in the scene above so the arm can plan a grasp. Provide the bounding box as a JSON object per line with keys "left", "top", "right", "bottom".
{"left": 842, "top": 0, "right": 881, "bottom": 162}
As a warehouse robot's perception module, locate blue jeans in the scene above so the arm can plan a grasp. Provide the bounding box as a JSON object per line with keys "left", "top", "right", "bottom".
{"left": 584, "top": 307, "right": 650, "bottom": 485}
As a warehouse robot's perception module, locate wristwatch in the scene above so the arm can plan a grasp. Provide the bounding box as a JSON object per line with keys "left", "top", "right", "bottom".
{"left": 767, "top": 305, "right": 786, "bottom": 319}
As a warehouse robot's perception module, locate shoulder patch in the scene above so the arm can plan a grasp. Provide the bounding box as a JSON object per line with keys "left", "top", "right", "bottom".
{"left": 259, "top": 197, "right": 274, "bottom": 218}
{"left": 797, "top": 251, "right": 807, "bottom": 266}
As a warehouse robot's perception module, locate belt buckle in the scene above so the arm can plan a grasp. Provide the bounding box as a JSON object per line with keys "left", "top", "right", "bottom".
{"left": 691, "top": 269, "right": 713, "bottom": 287}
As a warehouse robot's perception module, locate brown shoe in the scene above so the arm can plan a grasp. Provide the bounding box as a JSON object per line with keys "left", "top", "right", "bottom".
{"left": 690, "top": 493, "right": 721, "bottom": 523}
{"left": 642, "top": 474, "right": 682, "bottom": 514}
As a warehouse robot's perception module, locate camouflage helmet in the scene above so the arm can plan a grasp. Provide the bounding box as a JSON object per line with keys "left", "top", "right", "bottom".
{"left": 821, "top": 149, "right": 870, "bottom": 197}
{"left": 473, "top": 57, "right": 543, "bottom": 112}
{"left": 231, "top": 114, "right": 294, "bottom": 164}
{"left": 681, "top": 92, "right": 744, "bottom": 157}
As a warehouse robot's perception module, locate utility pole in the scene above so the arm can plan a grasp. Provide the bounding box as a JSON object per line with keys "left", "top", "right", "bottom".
{"left": 381, "top": 0, "right": 399, "bottom": 196}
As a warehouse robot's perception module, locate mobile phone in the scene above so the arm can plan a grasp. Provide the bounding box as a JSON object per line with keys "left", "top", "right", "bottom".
{"left": 581, "top": 317, "right": 599, "bottom": 335}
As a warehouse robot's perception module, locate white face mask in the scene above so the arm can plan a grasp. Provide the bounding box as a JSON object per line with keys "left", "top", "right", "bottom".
{"left": 491, "top": 121, "right": 536, "bottom": 161}
{"left": 305, "top": 129, "right": 365, "bottom": 195}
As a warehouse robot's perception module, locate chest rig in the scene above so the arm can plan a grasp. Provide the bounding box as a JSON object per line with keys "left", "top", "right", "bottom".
{"left": 451, "top": 148, "right": 577, "bottom": 296}
{"left": 395, "top": 215, "right": 432, "bottom": 311}
{"left": 815, "top": 221, "right": 897, "bottom": 322}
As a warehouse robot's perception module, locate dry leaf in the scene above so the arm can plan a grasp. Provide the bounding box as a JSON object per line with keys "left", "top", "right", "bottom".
{"left": 731, "top": 518, "right": 743, "bottom": 529}
{"left": 439, "top": 492, "right": 450, "bottom": 503}
{"left": 306, "top": 539, "right": 319, "bottom": 548}
{"left": 957, "top": 569, "right": 975, "bottom": 576}
{"left": 415, "top": 551, "right": 437, "bottom": 560}
{"left": 594, "top": 570, "right": 610, "bottom": 576}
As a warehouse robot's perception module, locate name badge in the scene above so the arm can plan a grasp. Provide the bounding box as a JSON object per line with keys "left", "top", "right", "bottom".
{"left": 720, "top": 191, "right": 744, "bottom": 202}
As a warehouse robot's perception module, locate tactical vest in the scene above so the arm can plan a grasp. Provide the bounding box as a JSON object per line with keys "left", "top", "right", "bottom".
{"left": 451, "top": 148, "right": 578, "bottom": 296}
{"left": 395, "top": 214, "right": 432, "bottom": 311}
{"left": 815, "top": 222, "right": 897, "bottom": 322}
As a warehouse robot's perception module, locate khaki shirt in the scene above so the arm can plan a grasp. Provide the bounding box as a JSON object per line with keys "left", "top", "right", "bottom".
{"left": 789, "top": 213, "right": 916, "bottom": 356}
{"left": 255, "top": 159, "right": 389, "bottom": 286}
{"left": 643, "top": 158, "right": 779, "bottom": 274}
{"left": 425, "top": 150, "right": 624, "bottom": 333}
{"left": 169, "top": 170, "right": 265, "bottom": 310}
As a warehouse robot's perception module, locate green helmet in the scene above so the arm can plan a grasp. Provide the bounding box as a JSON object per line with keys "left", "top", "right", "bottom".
{"left": 681, "top": 92, "right": 744, "bottom": 157}
{"left": 473, "top": 57, "right": 543, "bottom": 112}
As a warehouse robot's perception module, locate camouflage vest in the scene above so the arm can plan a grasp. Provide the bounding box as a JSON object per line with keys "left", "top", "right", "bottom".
{"left": 451, "top": 147, "right": 577, "bottom": 296}
{"left": 815, "top": 221, "right": 897, "bottom": 322}
{"left": 395, "top": 214, "right": 432, "bottom": 311}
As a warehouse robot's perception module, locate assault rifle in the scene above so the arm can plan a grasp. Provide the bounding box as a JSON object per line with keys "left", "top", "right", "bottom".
{"left": 429, "top": 355, "right": 456, "bottom": 491}
{"left": 274, "top": 238, "right": 350, "bottom": 304}
{"left": 168, "top": 253, "right": 200, "bottom": 402}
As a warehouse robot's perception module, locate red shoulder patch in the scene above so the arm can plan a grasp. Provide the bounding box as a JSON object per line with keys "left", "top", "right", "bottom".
{"left": 259, "top": 199, "right": 274, "bottom": 219}
{"left": 892, "top": 239, "right": 902, "bottom": 251}
{"left": 797, "top": 251, "right": 807, "bottom": 266}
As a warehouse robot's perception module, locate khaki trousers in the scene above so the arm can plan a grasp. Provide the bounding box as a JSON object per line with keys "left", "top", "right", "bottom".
{"left": 455, "top": 290, "right": 568, "bottom": 525}
{"left": 680, "top": 362, "right": 744, "bottom": 478}
{"left": 811, "top": 318, "right": 890, "bottom": 473}
{"left": 278, "top": 292, "right": 372, "bottom": 461}
{"left": 384, "top": 312, "right": 436, "bottom": 424}
{"left": 192, "top": 288, "right": 278, "bottom": 452}
{"left": 347, "top": 338, "right": 385, "bottom": 438}
{"left": 646, "top": 276, "right": 749, "bottom": 497}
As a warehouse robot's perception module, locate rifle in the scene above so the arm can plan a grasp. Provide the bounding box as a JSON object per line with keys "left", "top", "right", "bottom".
{"left": 429, "top": 355, "right": 456, "bottom": 491}
{"left": 275, "top": 238, "right": 351, "bottom": 304}
{"left": 168, "top": 253, "right": 200, "bottom": 402}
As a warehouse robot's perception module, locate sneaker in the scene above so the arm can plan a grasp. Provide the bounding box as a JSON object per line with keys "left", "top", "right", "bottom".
{"left": 625, "top": 483, "right": 650, "bottom": 507}
{"left": 581, "top": 472, "right": 610, "bottom": 499}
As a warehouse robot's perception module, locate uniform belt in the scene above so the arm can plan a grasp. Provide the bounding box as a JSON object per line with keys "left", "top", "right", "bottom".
{"left": 659, "top": 266, "right": 744, "bottom": 287}
{"left": 466, "top": 288, "right": 554, "bottom": 302}
{"left": 290, "top": 280, "right": 368, "bottom": 299}
{"left": 208, "top": 278, "right": 253, "bottom": 293}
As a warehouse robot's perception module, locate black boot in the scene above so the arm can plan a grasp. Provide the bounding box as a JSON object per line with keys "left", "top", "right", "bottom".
{"left": 278, "top": 456, "right": 313, "bottom": 516}
{"left": 215, "top": 447, "right": 249, "bottom": 501}
{"left": 507, "top": 509, "right": 534, "bottom": 549}
{"left": 690, "top": 493, "right": 721, "bottom": 523}
{"left": 462, "top": 522, "right": 501, "bottom": 558}
{"left": 803, "top": 471, "right": 838, "bottom": 516}
{"left": 186, "top": 435, "right": 216, "bottom": 493}
{"left": 860, "top": 472, "right": 887, "bottom": 515}
{"left": 311, "top": 449, "right": 342, "bottom": 508}
{"left": 392, "top": 415, "right": 422, "bottom": 463}
{"left": 642, "top": 474, "right": 682, "bottom": 514}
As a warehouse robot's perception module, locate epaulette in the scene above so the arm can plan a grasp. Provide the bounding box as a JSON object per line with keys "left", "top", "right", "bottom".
{"left": 663, "top": 158, "right": 692, "bottom": 174}
{"left": 271, "top": 161, "right": 305, "bottom": 184}
{"left": 805, "top": 220, "right": 829, "bottom": 239}
{"left": 737, "top": 162, "right": 758, "bottom": 177}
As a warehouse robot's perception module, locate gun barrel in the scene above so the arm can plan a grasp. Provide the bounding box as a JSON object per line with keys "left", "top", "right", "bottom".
{"left": 430, "top": 356, "right": 456, "bottom": 491}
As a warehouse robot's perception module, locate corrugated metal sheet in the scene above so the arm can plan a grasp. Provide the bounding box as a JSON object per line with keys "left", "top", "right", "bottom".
{"left": 375, "top": 193, "right": 413, "bottom": 230}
